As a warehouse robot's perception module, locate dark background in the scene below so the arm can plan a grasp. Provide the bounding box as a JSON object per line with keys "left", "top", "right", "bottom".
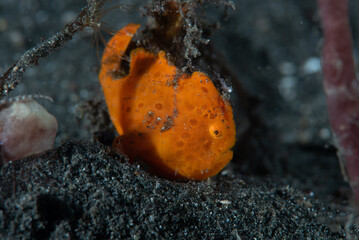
{"left": 1, "top": 0, "right": 358, "bottom": 238}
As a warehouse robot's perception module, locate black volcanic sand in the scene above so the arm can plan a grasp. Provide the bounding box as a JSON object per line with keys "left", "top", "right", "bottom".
{"left": 0, "top": 141, "right": 355, "bottom": 239}
{"left": 1, "top": 0, "right": 359, "bottom": 239}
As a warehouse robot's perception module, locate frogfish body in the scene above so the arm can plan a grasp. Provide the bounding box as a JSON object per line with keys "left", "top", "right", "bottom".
{"left": 99, "top": 23, "right": 236, "bottom": 180}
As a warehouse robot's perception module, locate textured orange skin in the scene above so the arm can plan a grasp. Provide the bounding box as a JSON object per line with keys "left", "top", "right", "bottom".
{"left": 99, "top": 24, "right": 236, "bottom": 180}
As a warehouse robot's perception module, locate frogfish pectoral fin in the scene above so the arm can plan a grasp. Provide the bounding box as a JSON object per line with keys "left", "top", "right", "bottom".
{"left": 99, "top": 23, "right": 140, "bottom": 135}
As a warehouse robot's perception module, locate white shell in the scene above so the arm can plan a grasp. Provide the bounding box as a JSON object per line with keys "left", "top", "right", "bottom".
{"left": 0, "top": 99, "right": 58, "bottom": 163}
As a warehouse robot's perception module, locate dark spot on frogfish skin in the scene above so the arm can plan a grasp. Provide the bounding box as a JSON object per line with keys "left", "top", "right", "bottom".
{"left": 161, "top": 116, "right": 174, "bottom": 132}
{"left": 155, "top": 103, "right": 163, "bottom": 110}
{"left": 110, "top": 68, "right": 128, "bottom": 79}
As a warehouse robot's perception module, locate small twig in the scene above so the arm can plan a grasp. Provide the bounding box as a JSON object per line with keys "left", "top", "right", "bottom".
{"left": 0, "top": 0, "right": 107, "bottom": 97}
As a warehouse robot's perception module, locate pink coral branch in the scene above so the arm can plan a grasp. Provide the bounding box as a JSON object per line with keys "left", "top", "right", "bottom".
{"left": 317, "top": 0, "right": 359, "bottom": 203}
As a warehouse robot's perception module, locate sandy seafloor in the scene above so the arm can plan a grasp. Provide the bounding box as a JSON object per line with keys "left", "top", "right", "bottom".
{"left": 1, "top": 0, "right": 359, "bottom": 239}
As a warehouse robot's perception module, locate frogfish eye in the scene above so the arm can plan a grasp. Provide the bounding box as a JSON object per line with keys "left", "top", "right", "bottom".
{"left": 209, "top": 125, "right": 223, "bottom": 139}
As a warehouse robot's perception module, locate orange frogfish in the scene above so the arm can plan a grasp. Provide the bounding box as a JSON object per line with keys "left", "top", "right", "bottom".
{"left": 99, "top": 23, "right": 236, "bottom": 180}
